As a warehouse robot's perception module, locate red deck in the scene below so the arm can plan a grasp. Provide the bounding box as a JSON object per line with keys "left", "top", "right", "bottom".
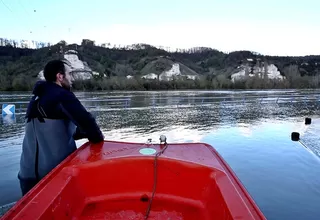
{"left": 1, "top": 140, "right": 266, "bottom": 220}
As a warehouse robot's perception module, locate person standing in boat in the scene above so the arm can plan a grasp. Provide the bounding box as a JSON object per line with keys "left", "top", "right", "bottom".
{"left": 17, "top": 59, "right": 104, "bottom": 196}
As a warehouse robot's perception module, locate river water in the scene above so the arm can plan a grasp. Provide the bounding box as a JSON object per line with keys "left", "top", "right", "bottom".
{"left": 1, "top": 89, "right": 320, "bottom": 219}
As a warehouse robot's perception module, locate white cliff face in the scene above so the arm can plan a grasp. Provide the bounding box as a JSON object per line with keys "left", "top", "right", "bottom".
{"left": 38, "top": 50, "right": 94, "bottom": 80}
{"left": 159, "top": 63, "right": 181, "bottom": 80}
{"left": 231, "top": 63, "right": 285, "bottom": 82}
{"left": 64, "top": 53, "right": 85, "bottom": 69}
{"left": 264, "top": 64, "right": 284, "bottom": 79}
{"left": 231, "top": 68, "right": 247, "bottom": 82}
{"left": 64, "top": 50, "right": 92, "bottom": 80}
{"left": 141, "top": 63, "right": 198, "bottom": 81}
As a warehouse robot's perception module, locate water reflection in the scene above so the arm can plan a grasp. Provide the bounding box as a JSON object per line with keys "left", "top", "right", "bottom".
{"left": 90, "top": 101, "right": 319, "bottom": 136}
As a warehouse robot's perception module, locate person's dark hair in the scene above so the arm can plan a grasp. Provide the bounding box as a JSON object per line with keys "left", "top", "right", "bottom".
{"left": 43, "top": 59, "right": 70, "bottom": 82}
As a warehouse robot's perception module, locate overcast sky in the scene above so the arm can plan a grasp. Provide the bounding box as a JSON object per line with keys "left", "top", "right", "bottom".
{"left": 1, "top": 0, "right": 319, "bottom": 56}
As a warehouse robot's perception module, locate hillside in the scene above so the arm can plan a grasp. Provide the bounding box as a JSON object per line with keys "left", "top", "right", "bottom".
{"left": 1, "top": 38, "right": 320, "bottom": 91}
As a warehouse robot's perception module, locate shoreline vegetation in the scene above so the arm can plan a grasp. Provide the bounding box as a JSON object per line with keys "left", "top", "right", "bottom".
{"left": 71, "top": 76, "right": 316, "bottom": 91}
{"left": 1, "top": 74, "right": 319, "bottom": 92}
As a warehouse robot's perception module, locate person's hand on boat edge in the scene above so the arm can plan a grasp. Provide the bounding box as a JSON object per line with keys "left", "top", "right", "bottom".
{"left": 72, "top": 112, "right": 105, "bottom": 143}
{"left": 73, "top": 126, "right": 105, "bottom": 142}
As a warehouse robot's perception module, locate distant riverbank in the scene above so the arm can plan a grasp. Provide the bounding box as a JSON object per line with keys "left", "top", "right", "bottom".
{"left": 2, "top": 73, "right": 319, "bottom": 92}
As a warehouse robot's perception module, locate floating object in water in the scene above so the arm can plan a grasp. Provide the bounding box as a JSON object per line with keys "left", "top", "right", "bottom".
{"left": 291, "top": 132, "right": 300, "bottom": 141}
{"left": 305, "top": 117, "right": 312, "bottom": 125}
{"left": 1, "top": 137, "right": 266, "bottom": 220}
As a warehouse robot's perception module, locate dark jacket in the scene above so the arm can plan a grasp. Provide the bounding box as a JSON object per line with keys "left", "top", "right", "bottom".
{"left": 18, "top": 80, "right": 104, "bottom": 181}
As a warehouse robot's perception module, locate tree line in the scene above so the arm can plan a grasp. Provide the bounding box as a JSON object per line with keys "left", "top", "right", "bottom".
{"left": 70, "top": 74, "right": 318, "bottom": 92}
{"left": 1, "top": 71, "right": 319, "bottom": 92}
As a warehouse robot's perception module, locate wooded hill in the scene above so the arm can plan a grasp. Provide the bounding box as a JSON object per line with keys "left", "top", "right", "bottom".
{"left": 1, "top": 39, "right": 320, "bottom": 91}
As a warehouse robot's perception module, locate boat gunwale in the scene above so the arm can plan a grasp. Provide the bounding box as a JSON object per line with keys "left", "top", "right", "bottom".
{"left": 0, "top": 140, "right": 266, "bottom": 220}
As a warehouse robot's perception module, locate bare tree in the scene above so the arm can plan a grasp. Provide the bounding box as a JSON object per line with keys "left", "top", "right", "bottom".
{"left": 263, "top": 61, "right": 268, "bottom": 79}
{"left": 245, "top": 64, "right": 250, "bottom": 77}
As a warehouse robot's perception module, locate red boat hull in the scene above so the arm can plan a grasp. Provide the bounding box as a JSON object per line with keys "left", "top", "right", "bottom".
{"left": 1, "top": 140, "right": 266, "bottom": 220}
